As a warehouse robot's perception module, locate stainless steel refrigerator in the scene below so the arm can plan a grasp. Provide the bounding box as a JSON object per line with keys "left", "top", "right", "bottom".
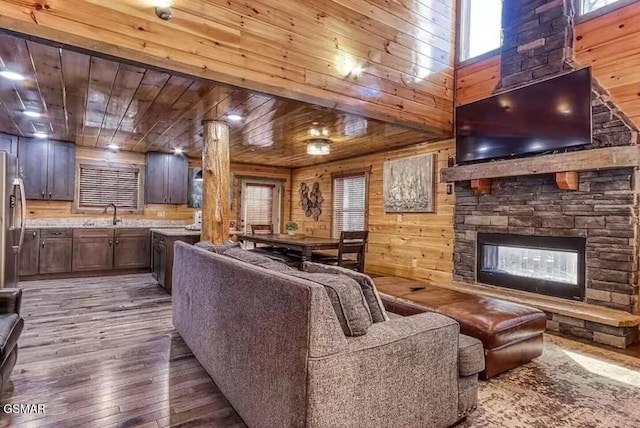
{"left": 0, "top": 151, "right": 26, "bottom": 288}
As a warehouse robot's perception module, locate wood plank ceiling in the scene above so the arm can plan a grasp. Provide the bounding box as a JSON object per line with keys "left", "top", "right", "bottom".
{"left": 0, "top": 33, "right": 439, "bottom": 168}
{"left": 574, "top": 1, "right": 640, "bottom": 129}
{"left": 0, "top": 0, "right": 455, "bottom": 135}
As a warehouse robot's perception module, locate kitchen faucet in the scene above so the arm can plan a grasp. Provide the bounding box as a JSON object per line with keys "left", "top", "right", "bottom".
{"left": 104, "top": 203, "right": 120, "bottom": 226}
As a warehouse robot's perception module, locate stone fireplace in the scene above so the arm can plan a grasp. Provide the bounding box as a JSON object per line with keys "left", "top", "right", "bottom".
{"left": 451, "top": 0, "right": 640, "bottom": 346}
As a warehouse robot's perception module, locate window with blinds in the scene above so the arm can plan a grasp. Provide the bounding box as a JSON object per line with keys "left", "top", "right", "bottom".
{"left": 77, "top": 164, "right": 141, "bottom": 211}
{"left": 332, "top": 173, "right": 367, "bottom": 238}
{"left": 243, "top": 183, "right": 275, "bottom": 230}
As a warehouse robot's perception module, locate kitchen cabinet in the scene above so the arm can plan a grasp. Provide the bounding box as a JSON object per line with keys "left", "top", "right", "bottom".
{"left": 145, "top": 152, "right": 187, "bottom": 204}
{"left": 19, "top": 229, "right": 40, "bottom": 277}
{"left": 39, "top": 229, "right": 73, "bottom": 274}
{"left": 72, "top": 229, "right": 114, "bottom": 272}
{"left": 0, "top": 133, "right": 17, "bottom": 156}
{"left": 18, "top": 138, "right": 75, "bottom": 201}
{"left": 151, "top": 230, "right": 199, "bottom": 294}
{"left": 114, "top": 228, "right": 150, "bottom": 269}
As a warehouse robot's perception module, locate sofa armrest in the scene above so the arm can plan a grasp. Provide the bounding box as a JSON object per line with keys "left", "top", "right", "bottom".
{"left": 306, "top": 312, "right": 462, "bottom": 427}
{"left": 0, "top": 289, "right": 22, "bottom": 315}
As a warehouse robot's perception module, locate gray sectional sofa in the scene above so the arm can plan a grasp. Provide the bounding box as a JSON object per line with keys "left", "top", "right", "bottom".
{"left": 172, "top": 241, "right": 484, "bottom": 428}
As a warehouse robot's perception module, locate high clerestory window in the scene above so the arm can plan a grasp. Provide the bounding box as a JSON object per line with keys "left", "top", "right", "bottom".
{"left": 459, "top": 0, "right": 503, "bottom": 62}
{"left": 579, "top": 0, "right": 625, "bottom": 15}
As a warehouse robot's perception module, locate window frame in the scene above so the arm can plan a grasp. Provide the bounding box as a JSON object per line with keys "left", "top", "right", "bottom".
{"left": 456, "top": 0, "right": 503, "bottom": 65}
{"left": 574, "top": 0, "right": 636, "bottom": 23}
{"left": 237, "top": 177, "right": 284, "bottom": 233}
{"left": 330, "top": 167, "right": 371, "bottom": 239}
{"left": 72, "top": 161, "right": 145, "bottom": 215}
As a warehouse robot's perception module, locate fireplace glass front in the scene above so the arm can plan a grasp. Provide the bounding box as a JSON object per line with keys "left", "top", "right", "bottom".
{"left": 477, "top": 233, "right": 585, "bottom": 300}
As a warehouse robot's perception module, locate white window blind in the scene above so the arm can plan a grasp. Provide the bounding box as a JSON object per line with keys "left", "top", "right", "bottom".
{"left": 244, "top": 183, "right": 274, "bottom": 229}
{"left": 78, "top": 165, "right": 140, "bottom": 209}
{"left": 332, "top": 174, "right": 366, "bottom": 238}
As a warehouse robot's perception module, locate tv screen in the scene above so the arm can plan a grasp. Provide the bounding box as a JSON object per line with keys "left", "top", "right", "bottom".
{"left": 455, "top": 68, "right": 592, "bottom": 164}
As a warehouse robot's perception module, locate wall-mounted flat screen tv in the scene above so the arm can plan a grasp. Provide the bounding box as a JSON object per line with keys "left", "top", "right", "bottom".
{"left": 455, "top": 68, "right": 592, "bottom": 164}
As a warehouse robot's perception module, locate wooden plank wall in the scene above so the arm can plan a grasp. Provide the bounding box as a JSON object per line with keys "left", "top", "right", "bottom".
{"left": 291, "top": 140, "right": 454, "bottom": 282}
{"left": 27, "top": 147, "right": 291, "bottom": 228}
{"left": 0, "top": 0, "right": 456, "bottom": 134}
{"left": 455, "top": 55, "right": 501, "bottom": 106}
{"left": 574, "top": 1, "right": 640, "bottom": 128}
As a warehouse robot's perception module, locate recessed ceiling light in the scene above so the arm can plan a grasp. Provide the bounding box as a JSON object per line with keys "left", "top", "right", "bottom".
{"left": 107, "top": 144, "right": 120, "bottom": 150}
{"left": 226, "top": 114, "right": 243, "bottom": 122}
{"left": 33, "top": 132, "right": 48, "bottom": 139}
{"left": 173, "top": 147, "right": 184, "bottom": 154}
{"left": 0, "top": 70, "right": 26, "bottom": 81}
{"left": 23, "top": 110, "right": 42, "bottom": 118}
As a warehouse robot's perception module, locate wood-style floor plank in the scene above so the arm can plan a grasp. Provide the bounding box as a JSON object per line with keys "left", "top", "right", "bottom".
{"left": 0, "top": 274, "right": 247, "bottom": 428}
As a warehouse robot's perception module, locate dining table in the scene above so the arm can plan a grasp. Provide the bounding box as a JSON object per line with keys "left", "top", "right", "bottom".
{"left": 235, "top": 233, "right": 340, "bottom": 261}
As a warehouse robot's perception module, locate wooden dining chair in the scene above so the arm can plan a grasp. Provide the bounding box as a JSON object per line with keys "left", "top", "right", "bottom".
{"left": 249, "top": 224, "right": 274, "bottom": 249}
{"left": 250, "top": 224, "right": 274, "bottom": 235}
{"left": 313, "top": 231, "right": 369, "bottom": 273}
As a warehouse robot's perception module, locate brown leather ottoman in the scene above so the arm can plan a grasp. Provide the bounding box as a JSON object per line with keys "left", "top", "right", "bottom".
{"left": 376, "top": 279, "right": 546, "bottom": 380}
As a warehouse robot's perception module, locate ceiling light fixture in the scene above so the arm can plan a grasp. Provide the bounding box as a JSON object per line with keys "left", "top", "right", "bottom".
{"left": 0, "top": 70, "right": 26, "bottom": 81}
{"left": 33, "top": 132, "right": 48, "bottom": 139}
{"left": 154, "top": 0, "right": 173, "bottom": 20}
{"left": 306, "top": 139, "right": 331, "bottom": 156}
{"left": 107, "top": 144, "right": 120, "bottom": 151}
{"left": 226, "top": 114, "right": 243, "bottom": 122}
{"left": 23, "top": 110, "right": 42, "bottom": 118}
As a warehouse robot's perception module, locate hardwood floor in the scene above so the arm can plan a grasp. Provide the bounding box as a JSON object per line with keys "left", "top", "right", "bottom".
{"left": 0, "top": 274, "right": 246, "bottom": 428}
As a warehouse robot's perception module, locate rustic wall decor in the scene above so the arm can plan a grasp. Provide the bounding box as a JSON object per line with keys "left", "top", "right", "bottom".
{"left": 383, "top": 154, "right": 435, "bottom": 213}
{"left": 299, "top": 182, "right": 323, "bottom": 221}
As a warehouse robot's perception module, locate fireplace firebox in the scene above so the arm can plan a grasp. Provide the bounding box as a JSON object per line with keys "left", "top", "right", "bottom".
{"left": 476, "top": 233, "right": 586, "bottom": 301}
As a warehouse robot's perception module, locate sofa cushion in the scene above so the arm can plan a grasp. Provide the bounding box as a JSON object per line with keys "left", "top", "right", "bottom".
{"left": 303, "top": 262, "right": 388, "bottom": 323}
{"left": 458, "top": 334, "right": 485, "bottom": 376}
{"left": 289, "top": 272, "right": 372, "bottom": 336}
{"left": 0, "top": 314, "right": 23, "bottom": 361}
{"left": 223, "top": 247, "right": 294, "bottom": 272}
{"left": 195, "top": 240, "right": 241, "bottom": 254}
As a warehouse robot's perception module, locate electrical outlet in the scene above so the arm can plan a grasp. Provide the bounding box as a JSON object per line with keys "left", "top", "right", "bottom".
{"left": 411, "top": 259, "right": 418, "bottom": 268}
{"left": 157, "top": 211, "right": 166, "bottom": 218}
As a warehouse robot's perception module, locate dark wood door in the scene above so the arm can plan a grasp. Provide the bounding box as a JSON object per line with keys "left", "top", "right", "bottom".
{"left": 72, "top": 229, "right": 114, "bottom": 272}
{"left": 19, "top": 229, "right": 40, "bottom": 276}
{"left": 0, "top": 133, "right": 17, "bottom": 156}
{"left": 167, "top": 155, "right": 188, "bottom": 204}
{"left": 18, "top": 137, "right": 49, "bottom": 200}
{"left": 46, "top": 141, "right": 76, "bottom": 201}
{"left": 39, "top": 238, "right": 73, "bottom": 274}
{"left": 114, "top": 229, "right": 150, "bottom": 269}
{"left": 146, "top": 152, "right": 168, "bottom": 204}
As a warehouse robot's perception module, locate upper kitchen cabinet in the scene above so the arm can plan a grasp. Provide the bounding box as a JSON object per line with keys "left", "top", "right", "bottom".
{"left": 18, "top": 138, "right": 76, "bottom": 201}
{"left": 145, "top": 152, "right": 187, "bottom": 205}
{"left": 0, "top": 133, "right": 18, "bottom": 156}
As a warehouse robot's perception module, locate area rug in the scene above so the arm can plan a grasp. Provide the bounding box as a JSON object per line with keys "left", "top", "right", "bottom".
{"left": 461, "top": 334, "right": 640, "bottom": 427}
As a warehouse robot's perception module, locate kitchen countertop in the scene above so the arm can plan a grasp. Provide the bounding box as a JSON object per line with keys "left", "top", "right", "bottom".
{"left": 149, "top": 228, "right": 202, "bottom": 237}
{"left": 26, "top": 218, "right": 188, "bottom": 229}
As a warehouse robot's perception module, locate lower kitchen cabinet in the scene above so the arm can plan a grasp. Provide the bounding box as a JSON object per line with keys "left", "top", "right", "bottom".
{"left": 39, "top": 229, "right": 73, "bottom": 274}
{"left": 19, "top": 227, "right": 152, "bottom": 279}
{"left": 72, "top": 229, "right": 114, "bottom": 272}
{"left": 18, "top": 229, "right": 40, "bottom": 276}
{"left": 114, "top": 229, "right": 150, "bottom": 269}
{"left": 151, "top": 231, "right": 199, "bottom": 294}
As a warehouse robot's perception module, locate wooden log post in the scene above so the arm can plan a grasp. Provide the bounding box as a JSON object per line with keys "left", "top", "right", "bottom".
{"left": 201, "top": 120, "right": 231, "bottom": 244}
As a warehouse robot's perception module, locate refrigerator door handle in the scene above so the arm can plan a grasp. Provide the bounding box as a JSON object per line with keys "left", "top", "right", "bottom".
{"left": 13, "top": 178, "right": 27, "bottom": 253}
